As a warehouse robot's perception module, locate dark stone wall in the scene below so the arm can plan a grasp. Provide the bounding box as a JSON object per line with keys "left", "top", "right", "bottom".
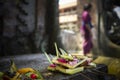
{"left": 0, "top": 0, "right": 61, "bottom": 56}
{"left": 35, "top": 0, "right": 47, "bottom": 52}
{"left": 0, "top": 0, "right": 40, "bottom": 56}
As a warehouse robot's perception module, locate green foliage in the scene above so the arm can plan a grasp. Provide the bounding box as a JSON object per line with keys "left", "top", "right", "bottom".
{"left": 44, "top": 52, "right": 53, "bottom": 64}
{"left": 9, "top": 59, "right": 17, "bottom": 73}
{"left": 15, "top": 0, "right": 20, "bottom": 4}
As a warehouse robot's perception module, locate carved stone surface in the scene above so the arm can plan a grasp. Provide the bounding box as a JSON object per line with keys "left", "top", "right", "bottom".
{"left": 0, "top": 0, "right": 39, "bottom": 56}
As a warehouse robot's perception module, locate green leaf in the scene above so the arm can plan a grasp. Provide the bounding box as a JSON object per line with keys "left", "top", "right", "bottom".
{"left": 35, "top": 70, "right": 44, "bottom": 80}
{"left": 10, "top": 59, "right": 17, "bottom": 73}
{"left": 44, "top": 52, "right": 53, "bottom": 64}
{"left": 16, "top": 0, "right": 20, "bottom": 4}
{"left": 87, "top": 0, "right": 91, "bottom": 3}
{"left": 54, "top": 42, "right": 60, "bottom": 57}
{"left": 0, "top": 72, "right": 4, "bottom": 79}
{"left": 59, "top": 48, "right": 67, "bottom": 55}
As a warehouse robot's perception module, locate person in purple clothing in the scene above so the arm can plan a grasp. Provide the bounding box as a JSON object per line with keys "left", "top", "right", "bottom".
{"left": 80, "top": 3, "right": 93, "bottom": 56}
